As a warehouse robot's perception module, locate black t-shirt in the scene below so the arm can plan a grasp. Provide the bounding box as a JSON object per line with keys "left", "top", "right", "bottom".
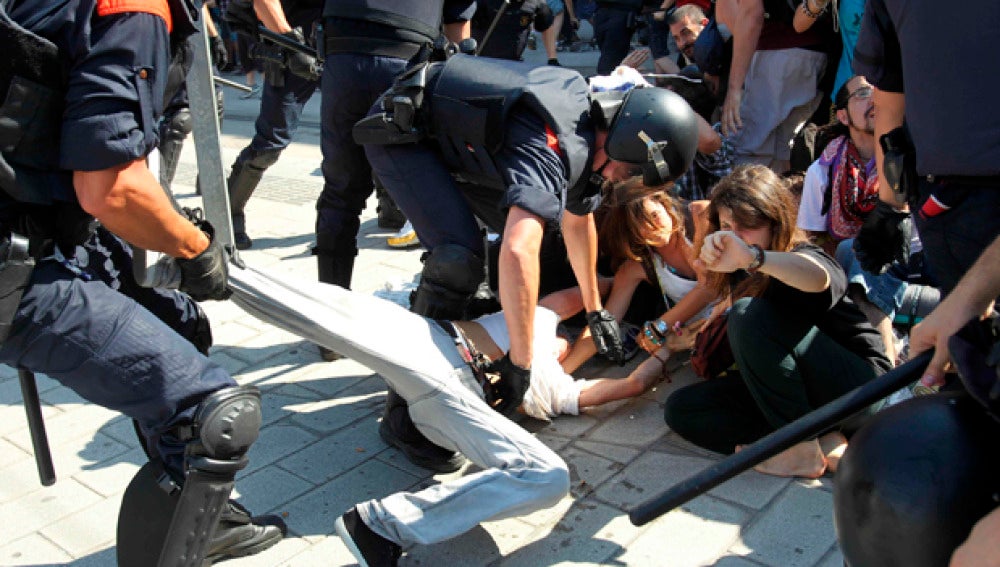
{"left": 760, "top": 243, "right": 892, "bottom": 374}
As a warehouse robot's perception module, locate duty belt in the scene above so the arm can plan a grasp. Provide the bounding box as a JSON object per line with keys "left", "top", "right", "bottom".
{"left": 323, "top": 35, "right": 423, "bottom": 60}
{"left": 434, "top": 319, "right": 491, "bottom": 395}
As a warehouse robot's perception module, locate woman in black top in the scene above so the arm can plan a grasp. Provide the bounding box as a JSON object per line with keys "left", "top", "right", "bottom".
{"left": 664, "top": 164, "right": 892, "bottom": 477}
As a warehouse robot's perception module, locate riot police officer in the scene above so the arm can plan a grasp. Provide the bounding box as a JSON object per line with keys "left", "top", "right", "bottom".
{"left": 359, "top": 55, "right": 699, "bottom": 470}
{"left": 594, "top": 0, "right": 644, "bottom": 75}
{"left": 224, "top": 0, "right": 323, "bottom": 250}
{"left": 834, "top": 1, "right": 1000, "bottom": 565}
{"left": 314, "top": 0, "right": 476, "bottom": 473}
{"left": 0, "top": 0, "right": 284, "bottom": 563}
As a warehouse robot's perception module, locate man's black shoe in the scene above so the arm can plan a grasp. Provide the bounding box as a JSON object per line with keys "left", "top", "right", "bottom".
{"left": 205, "top": 500, "right": 286, "bottom": 564}
{"left": 335, "top": 507, "right": 401, "bottom": 567}
{"left": 379, "top": 394, "right": 465, "bottom": 473}
{"left": 234, "top": 230, "right": 253, "bottom": 251}
{"left": 376, "top": 205, "right": 406, "bottom": 231}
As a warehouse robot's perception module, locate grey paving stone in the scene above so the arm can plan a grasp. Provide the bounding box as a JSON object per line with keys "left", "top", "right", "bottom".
{"left": 72, "top": 447, "right": 145, "bottom": 498}
{"left": 537, "top": 411, "right": 600, "bottom": 439}
{"left": 279, "top": 535, "right": 357, "bottom": 567}
{"left": 258, "top": 383, "right": 328, "bottom": 427}
{"left": 499, "top": 499, "right": 642, "bottom": 567}
{"left": 280, "top": 459, "right": 419, "bottom": 538}
{"left": 0, "top": 533, "right": 73, "bottom": 565}
{"left": 573, "top": 439, "right": 642, "bottom": 465}
{"left": 292, "top": 358, "right": 381, "bottom": 399}
{"left": 68, "top": 546, "right": 118, "bottom": 566}
{"left": 815, "top": 544, "right": 845, "bottom": 567}
{"left": 0, "top": 477, "right": 103, "bottom": 542}
{"left": 586, "top": 397, "right": 672, "bottom": 448}
{"left": 4, "top": 404, "right": 119, "bottom": 454}
{"left": 0, "top": 434, "right": 30, "bottom": 465}
{"left": 0, "top": 397, "right": 61, "bottom": 437}
{"left": 286, "top": 375, "right": 386, "bottom": 435}
{"left": 277, "top": 417, "right": 384, "bottom": 484}
{"left": 239, "top": 423, "right": 319, "bottom": 479}
{"left": 234, "top": 465, "right": 314, "bottom": 515}
{"left": 209, "top": 348, "right": 253, "bottom": 376}
{"left": 39, "top": 491, "right": 122, "bottom": 557}
{"left": 405, "top": 518, "right": 538, "bottom": 566}
{"left": 595, "top": 451, "right": 790, "bottom": 512}
{"left": 730, "top": 483, "right": 836, "bottom": 567}
{"left": 619, "top": 495, "right": 749, "bottom": 567}
{"left": 0, "top": 458, "right": 48, "bottom": 505}
{"left": 562, "top": 446, "right": 632, "bottom": 498}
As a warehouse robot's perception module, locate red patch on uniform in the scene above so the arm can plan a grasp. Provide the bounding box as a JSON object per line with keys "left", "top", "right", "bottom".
{"left": 545, "top": 124, "right": 561, "bottom": 156}
{"left": 96, "top": 0, "right": 173, "bottom": 32}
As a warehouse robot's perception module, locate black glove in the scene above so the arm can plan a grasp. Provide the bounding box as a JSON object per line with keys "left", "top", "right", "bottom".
{"left": 587, "top": 309, "right": 625, "bottom": 364}
{"left": 209, "top": 35, "right": 228, "bottom": 69}
{"left": 483, "top": 354, "right": 531, "bottom": 418}
{"left": 854, "top": 200, "right": 913, "bottom": 275}
{"left": 283, "top": 28, "right": 321, "bottom": 82}
{"left": 177, "top": 216, "right": 232, "bottom": 301}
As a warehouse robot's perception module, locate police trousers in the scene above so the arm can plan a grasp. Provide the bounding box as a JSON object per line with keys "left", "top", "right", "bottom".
{"left": 0, "top": 228, "right": 235, "bottom": 476}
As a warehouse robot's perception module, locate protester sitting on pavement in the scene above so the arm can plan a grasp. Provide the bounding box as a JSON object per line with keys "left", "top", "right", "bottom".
{"left": 796, "top": 75, "right": 940, "bottom": 365}
{"left": 663, "top": 165, "right": 892, "bottom": 478}
{"left": 560, "top": 180, "right": 716, "bottom": 374}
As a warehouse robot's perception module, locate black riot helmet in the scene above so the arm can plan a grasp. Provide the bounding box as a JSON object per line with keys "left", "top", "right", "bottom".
{"left": 596, "top": 87, "right": 699, "bottom": 186}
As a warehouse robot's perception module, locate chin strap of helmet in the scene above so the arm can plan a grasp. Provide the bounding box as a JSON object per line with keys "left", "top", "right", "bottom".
{"left": 638, "top": 130, "right": 671, "bottom": 186}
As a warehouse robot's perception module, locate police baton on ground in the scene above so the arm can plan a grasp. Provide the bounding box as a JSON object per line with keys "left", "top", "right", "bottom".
{"left": 628, "top": 350, "right": 932, "bottom": 526}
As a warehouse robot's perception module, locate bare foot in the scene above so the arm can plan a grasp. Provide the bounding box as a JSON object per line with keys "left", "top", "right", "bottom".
{"left": 818, "top": 431, "right": 848, "bottom": 474}
{"left": 737, "top": 439, "right": 828, "bottom": 479}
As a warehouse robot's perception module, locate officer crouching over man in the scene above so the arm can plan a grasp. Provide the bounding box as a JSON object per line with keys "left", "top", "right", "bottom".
{"left": 343, "top": 45, "right": 699, "bottom": 565}
{"left": 1, "top": 0, "right": 284, "bottom": 564}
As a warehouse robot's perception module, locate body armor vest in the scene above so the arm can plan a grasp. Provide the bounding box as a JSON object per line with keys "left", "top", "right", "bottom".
{"left": 428, "top": 54, "right": 591, "bottom": 190}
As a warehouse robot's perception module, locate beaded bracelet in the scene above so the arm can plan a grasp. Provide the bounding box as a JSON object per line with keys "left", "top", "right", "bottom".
{"left": 801, "top": 0, "right": 826, "bottom": 18}
{"left": 642, "top": 321, "right": 666, "bottom": 347}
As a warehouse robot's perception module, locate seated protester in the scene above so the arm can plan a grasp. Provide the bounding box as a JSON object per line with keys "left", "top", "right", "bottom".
{"left": 664, "top": 165, "right": 892, "bottom": 478}
{"left": 561, "top": 179, "right": 716, "bottom": 374}
{"left": 796, "top": 75, "right": 879, "bottom": 255}
{"left": 796, "top": 75, "right": 939, "bottom": 363}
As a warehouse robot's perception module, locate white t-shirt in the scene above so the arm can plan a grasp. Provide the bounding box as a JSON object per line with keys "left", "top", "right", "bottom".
{"left": 472, "top": 308, "right": 581, "bottom": 420}
{"left": 797, "top": 159, "right": 831, "bottom": 233}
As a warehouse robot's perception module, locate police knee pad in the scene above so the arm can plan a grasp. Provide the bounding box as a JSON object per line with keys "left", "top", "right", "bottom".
{"left": 410, "top": 244, "right": 485, "bottom": 319}
{"left": 834, "top": 393, "right": 1000, "bottom": 567}
{"left": 191, "top": 385, "right": 262, "bottom": 461}
{"left": 117, "top": 386, "right": 262, "bottom": 567}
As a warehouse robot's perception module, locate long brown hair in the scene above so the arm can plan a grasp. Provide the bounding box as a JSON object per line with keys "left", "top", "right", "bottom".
{"left": 597, "top": 176, "right": 684, "bottom": 270}
{"left": 699, "top": 164, "right": 809, "bottom": 298}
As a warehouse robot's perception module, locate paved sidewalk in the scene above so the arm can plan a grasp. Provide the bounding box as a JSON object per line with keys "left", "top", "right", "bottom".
{"left": 0, "top": 45, "right": 843, "bottom": 567}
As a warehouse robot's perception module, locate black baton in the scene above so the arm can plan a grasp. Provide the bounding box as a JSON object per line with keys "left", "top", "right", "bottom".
{"left": 629, "top": 350, "right": 931, "bottom": 526}
{"left": 19, "top": 368, "right": 56, "bottom": 486}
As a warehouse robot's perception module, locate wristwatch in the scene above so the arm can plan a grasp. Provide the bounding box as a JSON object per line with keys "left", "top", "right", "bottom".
{"left": 746, "top": 244, "right": 766, "bottom": 274}
{"left": 654, "top": 319, "right": 669, "bottom": 336}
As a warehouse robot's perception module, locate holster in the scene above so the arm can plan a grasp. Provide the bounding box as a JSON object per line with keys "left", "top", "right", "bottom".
{"left": 352, "top": 62, "right": 430, "bottom": 146}
{"left": 0, "top": 233, "right": 35, "bottom": 343}
{"left": 879, "top": 124, "right": 917, "bottom": 202}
